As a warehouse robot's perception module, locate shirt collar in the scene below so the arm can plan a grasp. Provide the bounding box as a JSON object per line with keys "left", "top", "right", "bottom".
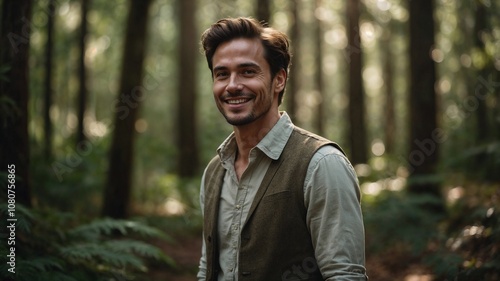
{"left": 217, "top": 112, "right": 294, "bottom": 162}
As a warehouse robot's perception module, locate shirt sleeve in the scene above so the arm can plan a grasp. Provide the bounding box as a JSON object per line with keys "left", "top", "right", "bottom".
{"left": 304, "top": 145, "right": 368, "bottom": 280}
{"left": 197, "top": 170, "right": 207, "bottom": 281}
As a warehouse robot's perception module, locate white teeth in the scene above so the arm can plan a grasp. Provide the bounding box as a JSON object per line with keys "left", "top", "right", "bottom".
{"left": 227, "top": 99, "right": 248, "bottom": 104}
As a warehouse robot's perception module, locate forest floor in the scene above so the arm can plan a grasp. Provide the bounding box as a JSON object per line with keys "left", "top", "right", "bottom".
{"left": 147, "top": 231, "right": 202, "bottom": 281}
{"left": 145, "top": 226, "right": 434, "bottom": 281}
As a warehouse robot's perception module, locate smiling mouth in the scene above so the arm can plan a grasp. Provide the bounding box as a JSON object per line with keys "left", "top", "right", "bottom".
{"left": 226, "top": 98, "right": 251, "bottom": 105}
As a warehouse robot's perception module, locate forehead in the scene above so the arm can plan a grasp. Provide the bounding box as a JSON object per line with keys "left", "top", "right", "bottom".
{"left": 212, "top": 37, "right": 267, "bottom": 67}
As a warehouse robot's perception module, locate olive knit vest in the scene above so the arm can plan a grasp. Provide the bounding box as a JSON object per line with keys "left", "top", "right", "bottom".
{"left": 203, "top": 126, "right": 343, "bottom": 281}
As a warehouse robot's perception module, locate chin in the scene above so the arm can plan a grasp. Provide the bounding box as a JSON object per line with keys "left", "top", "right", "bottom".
{"left": 224, "top": 114, "right": 255, "bottom": 126}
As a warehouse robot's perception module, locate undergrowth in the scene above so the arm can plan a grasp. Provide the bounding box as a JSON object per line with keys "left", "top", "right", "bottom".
{"left": 363, "top": 185, "right": 500, "bottom": 281}
{"left": 0, "top": 204, "right": 175, "bottom": 281}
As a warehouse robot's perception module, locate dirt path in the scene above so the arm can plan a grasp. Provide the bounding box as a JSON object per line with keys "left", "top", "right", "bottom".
{"left": 148, "top": 232, "right": 202, "bottom": 281}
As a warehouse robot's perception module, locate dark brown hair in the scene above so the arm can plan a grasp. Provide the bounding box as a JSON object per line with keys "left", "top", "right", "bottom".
{"left": 201, "top": 17, "right": 291, "bottom": 105}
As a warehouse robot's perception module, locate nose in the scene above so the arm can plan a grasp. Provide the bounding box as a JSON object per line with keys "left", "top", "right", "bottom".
{"left": 225, "top": 73, "right": 243, "bottom": 94}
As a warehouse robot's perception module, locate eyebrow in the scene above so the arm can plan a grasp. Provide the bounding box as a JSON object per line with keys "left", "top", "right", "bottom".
{"left": 213, "top": 62, "right": 261, "bottom": 73}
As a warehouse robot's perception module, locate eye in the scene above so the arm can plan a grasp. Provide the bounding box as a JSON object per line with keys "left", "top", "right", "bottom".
{"left": 242, "top": 69, "right": 257, "bottom": 76}
{"left": 214, "top": 71, "right": 229, "bottom": 79}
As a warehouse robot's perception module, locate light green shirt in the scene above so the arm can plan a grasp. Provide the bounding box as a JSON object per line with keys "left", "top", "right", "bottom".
{"left": 198, "top": 112, "right": 367, "bottom": 281}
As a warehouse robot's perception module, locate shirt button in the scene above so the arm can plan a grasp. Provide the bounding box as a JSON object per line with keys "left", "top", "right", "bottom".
{"left": 235, "top": 204, "right": 241, "bottom": 209}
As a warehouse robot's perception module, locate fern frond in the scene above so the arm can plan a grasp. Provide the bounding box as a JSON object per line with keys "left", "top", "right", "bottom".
{"left": 22, "top": 256, "right": 64, "bottom": 272}
{"left": 36, "top": 272, "right": 79, "bottom": 281}
{"left": 69, "top": 218, "right": 171, "bottom": 241}
{"left": 103, "top": 240, "right": 162, "bottom": 257}
{"left": 69, "top": 218, "right": 129, "bottom": 237}
{"left": 59, "top": 242, "right": 145, "bottom": 271}
{"left": 0, "top": 203, "right": 34, "bottom": 234}
{"left": 15, "top": 260, "right": 79, "bottom": 281}
{"left": 102, "top": 239, "right": 177, "bottom": 267}
{"left": 121, "top": 220, "right": 172, "bottom": 241}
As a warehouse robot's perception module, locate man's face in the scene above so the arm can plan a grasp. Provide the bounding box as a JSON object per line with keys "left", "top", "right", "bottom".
{"left": 211, "top": 37, "right": 285, "bottom": 126}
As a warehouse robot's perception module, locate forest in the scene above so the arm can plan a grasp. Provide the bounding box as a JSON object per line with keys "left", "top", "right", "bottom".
{"left": 0, "top": 0, "right": 499, "bottom": 280}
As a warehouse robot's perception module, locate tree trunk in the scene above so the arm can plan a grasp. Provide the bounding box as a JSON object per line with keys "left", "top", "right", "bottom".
{"left": 102, "top": 0, "right": 153, "bottom": 219}
{"left": 383, "top": 29, "right": 395, "bottom": 155}
{"left": 313, "top": 0, "right": 324, "bottom": 135}
{"left": 177, "top": 0, "right": 199, "bottom": 178}
{"left": 287, "top": 0, "right": 300, "bottom": 124}
{"left": 43, "top": 0, "right": 56, "bottom": 160}
{"left": 0, "top": 0, "right": 33, "bottom": 207}
{"left": 471, "top": 1, "right": 499, "bottom": 180}
{"left": 473, "top": 1, "right": 490, "bottom": 143}
{"left": 346, "top": 0, "right": 367, "bottom": 164}
{"left": 255, "top": 0, "right": 271, "bottom": 23}
{"left": 76, "top": 0, "right": 90, "bottom": 147}
{"left": 407, "top": 0, "right": 440, "bottom": 197}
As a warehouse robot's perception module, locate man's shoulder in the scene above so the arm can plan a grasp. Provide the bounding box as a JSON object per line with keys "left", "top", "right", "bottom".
{"left": 291, "top": 126, "right": 345, "bottom": 156}
{"left": 205, "top": 154, "right": 222, "bottom": 175}
{"left": 292, "top": 126, "right": 329, "bottom": 142}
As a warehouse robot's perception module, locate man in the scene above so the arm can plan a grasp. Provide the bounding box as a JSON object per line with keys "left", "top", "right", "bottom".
{"left": 197, "top": 17, "right": 367, "bottom": 281}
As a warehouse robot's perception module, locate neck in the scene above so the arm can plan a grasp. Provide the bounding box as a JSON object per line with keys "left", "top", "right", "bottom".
{"left": 233, "top": 112, "right": 280, "bottom": 162}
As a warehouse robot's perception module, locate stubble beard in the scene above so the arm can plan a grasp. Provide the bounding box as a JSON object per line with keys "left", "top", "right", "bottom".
{"left": 221, "top": 98, "right": 272, "bottom": 127}
{"left": 219, "top": 83, "right": 275, "bottom": 126}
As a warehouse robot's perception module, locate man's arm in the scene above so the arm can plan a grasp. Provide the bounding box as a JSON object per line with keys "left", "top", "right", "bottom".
{"left": 197, "top": 172, "right": 207, "bottom": 281}
{"left": 304, "top": 145, "right": 368, "bottom": 280}
{"left": 198, "top": 238, "right": 207, "bottom": 281}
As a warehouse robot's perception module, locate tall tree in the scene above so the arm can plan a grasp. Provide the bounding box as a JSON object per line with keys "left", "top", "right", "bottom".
{"left": 473, "top": 1, "right": 491, "bottom": 143}
{"left": 102, "top": 0, "right": 153, "bottom": 219}
{"left": 313, "top": 0, "right": 325, "bottom": 135}
{"left": 76, "top": 0, "right": 91, "bottom": 146}
{"left": 382, "top": 24, "right": 395, "bottom": 154}
{"left": 407, "top": 0, "right": 440, "bottom": 197}
{"left": 43, "top": 0, "right": 56, "bottom": 159}
{"left": 287, "top": 0, "right": 301, "bottom": 123}
{"left": 469, "top": 1, "right": 499, "bottom": 179}
{"left": 346, "top": 0, "right": 367, "bottom": 164}
{"left": 0, "top": 0, "right": 33, "bottom": 207}
{"left": 255, "top": 0, "right": 271, "bottom": 23}
{"left": 177, "top": 0, "right": 199, "bottom": 178}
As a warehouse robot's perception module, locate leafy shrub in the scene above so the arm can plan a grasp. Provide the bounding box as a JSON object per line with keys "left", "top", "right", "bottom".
{"left": 363, "top": 190, "right": 444, "bottom": 255}
{"left": 430, "top": 184, "right": 500, "bottom": 281}
{"left": 0, "top": 204, "right": 174, "bottom": 281}
{"left": 363, "top": 183, "right": 500, "bottom": 281}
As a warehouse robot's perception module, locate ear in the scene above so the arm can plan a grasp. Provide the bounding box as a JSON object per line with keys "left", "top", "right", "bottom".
{"left": 273, "top": 69, "right": 287, "bottom": 94}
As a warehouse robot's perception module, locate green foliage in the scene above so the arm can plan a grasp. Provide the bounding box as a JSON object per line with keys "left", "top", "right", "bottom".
{"left": 144, "top": 174, "right": 201, "bottom": 209}
{"left": 69, "top": 217, "right": 173, "bottom": 244}
{"left": 0, "top": 64, "right": 10, "bottom": 82}
{"left": 0, "top": 204, "right": 174, "bottom": 281}
{"left": 363, "top": 190, "right": 445, "bottom": 255}
{"left": 444, "top": 140, "right": 500, "bottom": 182}
{"left": 362, "top": 177, "right": 500, "bottom": 280}
{"left": 0, "top": 94, "right": 18, "bottom": 127}
{"left": 30, "top": 133, "right": 110, "bottom": 215}
{"left": 430, "top": 183, "right": 500, "bottom": 281}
